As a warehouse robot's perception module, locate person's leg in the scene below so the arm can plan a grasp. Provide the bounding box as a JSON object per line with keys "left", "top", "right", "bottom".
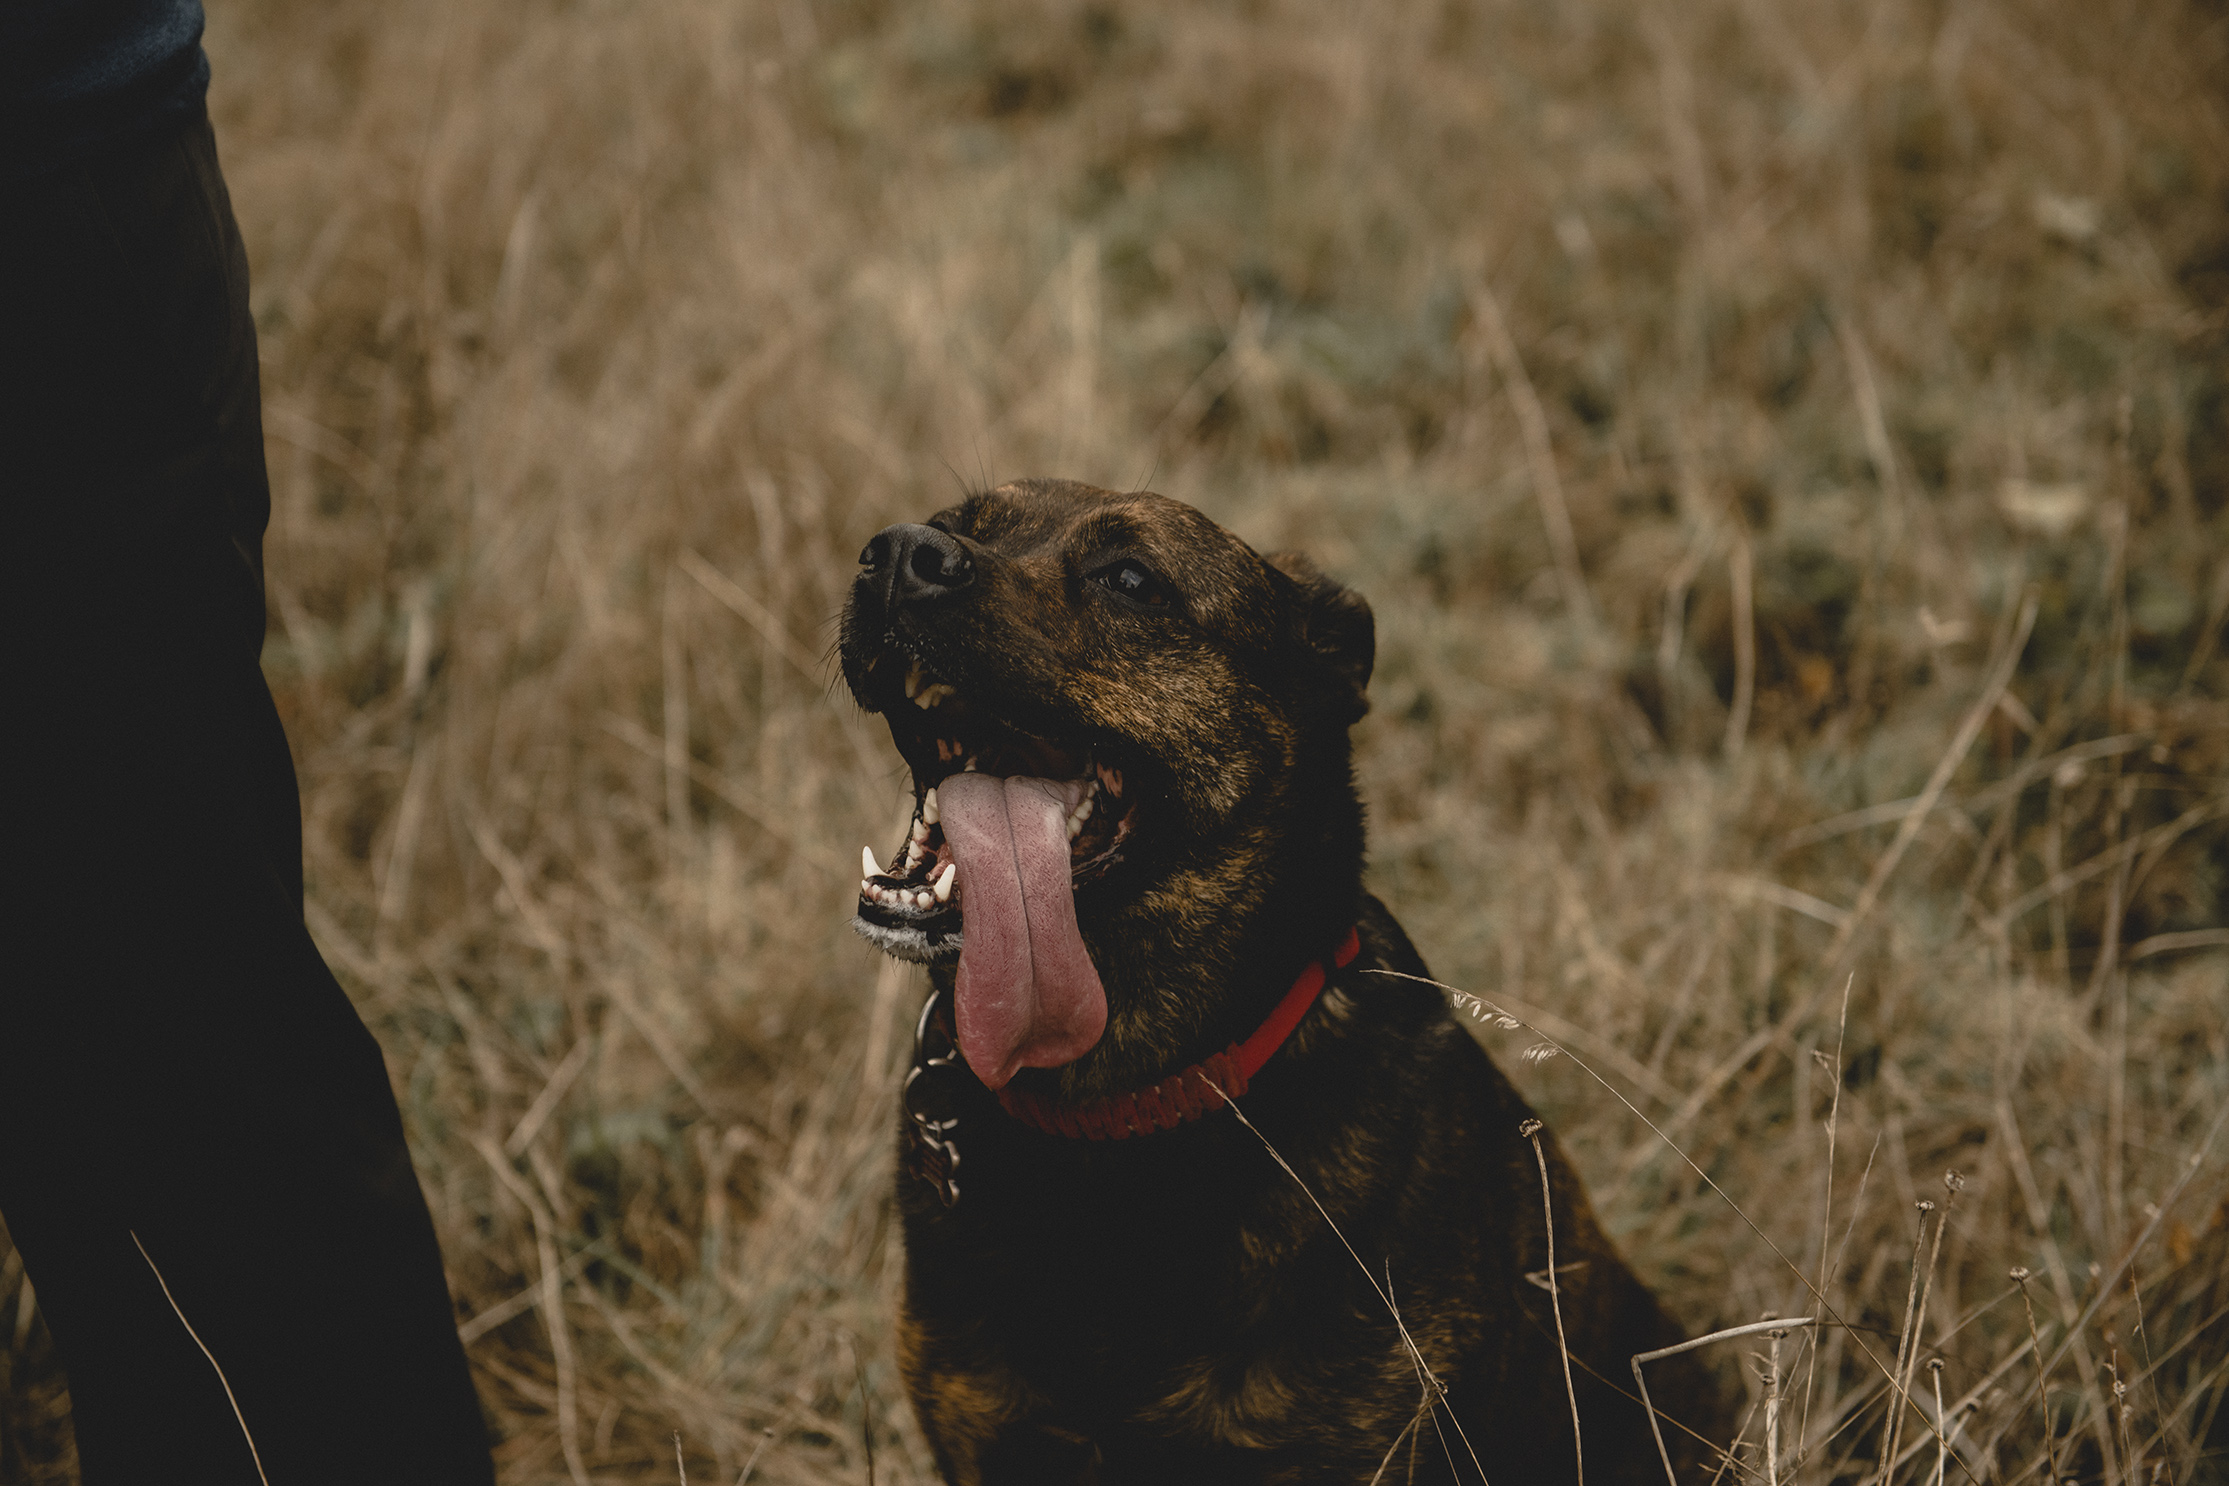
{"left": 0, "top": 112, "right": 494, "bottom": 1485}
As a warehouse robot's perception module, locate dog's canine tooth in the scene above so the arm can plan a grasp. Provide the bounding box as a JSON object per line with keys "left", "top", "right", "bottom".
{"left": 904, "top": 658, "right": 925, "bottom": 700}
{"left": 863, "top": 845, "right": 881, "bottom": 879}
{"left": 932, "top": 862, "right": 957, "bottom": 901}
{"left": 922, "top": 788, "right": 939, "bottom": 825}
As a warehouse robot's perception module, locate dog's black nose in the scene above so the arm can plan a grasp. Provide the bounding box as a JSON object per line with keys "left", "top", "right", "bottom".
{"left": 859, "top": 523, "right": 975, "bottom": 605}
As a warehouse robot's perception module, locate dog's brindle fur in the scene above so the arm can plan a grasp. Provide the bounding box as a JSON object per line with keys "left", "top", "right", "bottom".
{"left": 841, "top": 479, "right": 1723, "bottom": 1484}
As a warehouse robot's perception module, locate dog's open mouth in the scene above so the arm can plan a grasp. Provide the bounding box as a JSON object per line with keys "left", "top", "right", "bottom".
{"left": 853, "top": 652, "right": 1137, "bottom": 1088}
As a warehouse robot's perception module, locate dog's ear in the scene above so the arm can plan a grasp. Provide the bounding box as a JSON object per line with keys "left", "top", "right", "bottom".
{"left": 1268, "top": 552, "right": 1374, "bottom": 721}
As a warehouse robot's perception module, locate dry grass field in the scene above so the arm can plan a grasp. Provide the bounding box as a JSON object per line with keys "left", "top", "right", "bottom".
{"left": 4, "top": 0, "right": 2228, "bottom": 1480}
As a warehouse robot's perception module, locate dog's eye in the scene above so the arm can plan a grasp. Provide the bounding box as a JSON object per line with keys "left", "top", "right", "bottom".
{"left": 1092, "top": 559, "right": 1171, "bottom": 610}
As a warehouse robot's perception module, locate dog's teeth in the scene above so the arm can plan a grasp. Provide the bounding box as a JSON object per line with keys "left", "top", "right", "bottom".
{"left": 860, "top": 878, "right": 872, "bottom": 896}
{"left": 863, "top": 845, "right": 881, "bottom": 879}
{"left": 964, "top": 756, "right": 979, "bottom": 772}
{"left": 911, "top": 819, "right": 929, "bottom": 843}
{"left": 904, "top": 658, "right": 925, "bottom": 699}
{"left": 922, "top": 788, "right": 939, "bottom": 825}
{"left": 914, "top": 890, "right": 934, "bottom": 910}
{"left": 913, "top": 682, "right": 954, "bottom": 710}
{"left": 932, "top": 862, "right": 957, "bottom": 902}
{"left": 904, "top": 840, "right": 925, "bottom": 868}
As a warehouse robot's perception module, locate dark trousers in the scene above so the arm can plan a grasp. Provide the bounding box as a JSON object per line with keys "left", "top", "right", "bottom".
{"left": 0, "top": 112, "right": 494, "bottom": 1483}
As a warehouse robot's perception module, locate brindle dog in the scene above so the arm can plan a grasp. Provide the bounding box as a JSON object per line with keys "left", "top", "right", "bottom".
{"left": 840, "top": 479, "right": 1723, "bottom": 1485}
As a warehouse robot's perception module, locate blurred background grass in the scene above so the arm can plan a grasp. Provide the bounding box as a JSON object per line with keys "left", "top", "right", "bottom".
{"left": 3, "top": 0, "right": 2227, "bottom": 1480}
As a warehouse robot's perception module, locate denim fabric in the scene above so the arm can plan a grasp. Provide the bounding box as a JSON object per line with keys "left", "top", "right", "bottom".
{"left": 0, "top": 109, "right": 495, "bottom": 1486}
{"left": 3, "top": 0, "right": 211, "bottom": 180}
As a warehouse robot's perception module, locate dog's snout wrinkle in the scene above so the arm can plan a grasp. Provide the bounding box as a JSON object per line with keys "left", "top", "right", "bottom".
{"left": 865, "top": 522, "right": 976, "bottom": 609}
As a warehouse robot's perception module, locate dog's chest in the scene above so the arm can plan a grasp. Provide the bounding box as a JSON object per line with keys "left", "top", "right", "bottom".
{"left": 899, "top": 1105, "right": 1428, "bottom": 1438}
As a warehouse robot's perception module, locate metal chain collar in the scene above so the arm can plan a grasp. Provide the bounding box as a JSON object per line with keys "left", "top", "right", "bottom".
{"left": 902, "top": 987, "right": 965, "bottom": 1207}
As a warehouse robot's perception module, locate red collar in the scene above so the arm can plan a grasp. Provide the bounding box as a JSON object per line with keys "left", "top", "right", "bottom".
{"left": 995, "top": 925, "right": 1362, "bottom": 1140}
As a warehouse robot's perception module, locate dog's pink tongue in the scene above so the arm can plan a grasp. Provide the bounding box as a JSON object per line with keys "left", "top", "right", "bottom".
{"left": 936, "top": 772, "right": 1107, "bottom": 1090}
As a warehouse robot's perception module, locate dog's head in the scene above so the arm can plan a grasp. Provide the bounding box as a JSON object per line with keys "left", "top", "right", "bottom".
{"left": 839, "top": 479, "right": 1373, "bottom": 1096}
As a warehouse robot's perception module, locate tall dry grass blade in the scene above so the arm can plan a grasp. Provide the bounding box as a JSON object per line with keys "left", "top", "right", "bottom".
{"left": 1723, "top": 528, "right": 1755, "bottom": 760}
{"left": 2031, "top": 1106, "right": 2229, "bottom": 1468}
{"left": 675, "top": 1428, "right": 690, "bottom": 1485}
{"left": 2013, "top": 1268, "right": 2063, "bottom": 1482}
{"left": 1201, "top": 1075, "right": 1489, "bottom": 1484}
{"left": 663, "top": 572, "right": 691, "bottom": 862}
{"left": 1523, "top": 1118, "right": 1584, "bottom": 1486}
{"left": 677, "top": 548, "right": 825, "bottom": 682}
{"left": 737, "top": 1428, "right": 773, "bottom": 1485}
{"left": 1880, "top": 1200, "right": 1936, "bottom": 1482}
{"left": 1886, "top": 1176, "right": 1961, "bottom": 1483}
{"left": 1379, "top": 1262, "right": 1451, "bottom": 1473}
{"left": 1764, "top": 1323, "right": 1786, "bottom": 1486}
{"left": 1368, "top": 1391, "right": 1434, "bottom": 1486}
{"left": 2124, "top": 1268, "right": 2169, "bottom": 1481}
{"left": 1633, "top": 1316, "right": 1816, "bottom": 1486}
{"left": 473, "top": 1135, "right": 593, "bottom": 1486}
{"left": 507, "top": 1037, "right": 594, "bottom": 1157}
{"left": 1469, "top": 280, "right": 1596, "bottom": 631}
{"left": 1659, "top": 592, "right": 2037, "bottom": 1147}
{"left": 845, "top": 1329, "right": 878, "bottom": 1486}
{"left": 1987, "top": 796, "right": 2229, "bottom": 935}
{"left": 1798, "top": 973, "right": 1857, "bottom": 1472}
{"left": 8, "top": 1267, "right": 32, "bottom": 1350}
{"left": 1927, "top": 1359, "right": 1948, "bottom": 1486}
{"left": 2108, "top": 1349, "right": 2135, "bottom": 1485}
{"left": 129, "top": 1231, "right": 270, "bottom": 1486}
{"left": 1383, "top": 969, "right": 1912, "bottom": 1410}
